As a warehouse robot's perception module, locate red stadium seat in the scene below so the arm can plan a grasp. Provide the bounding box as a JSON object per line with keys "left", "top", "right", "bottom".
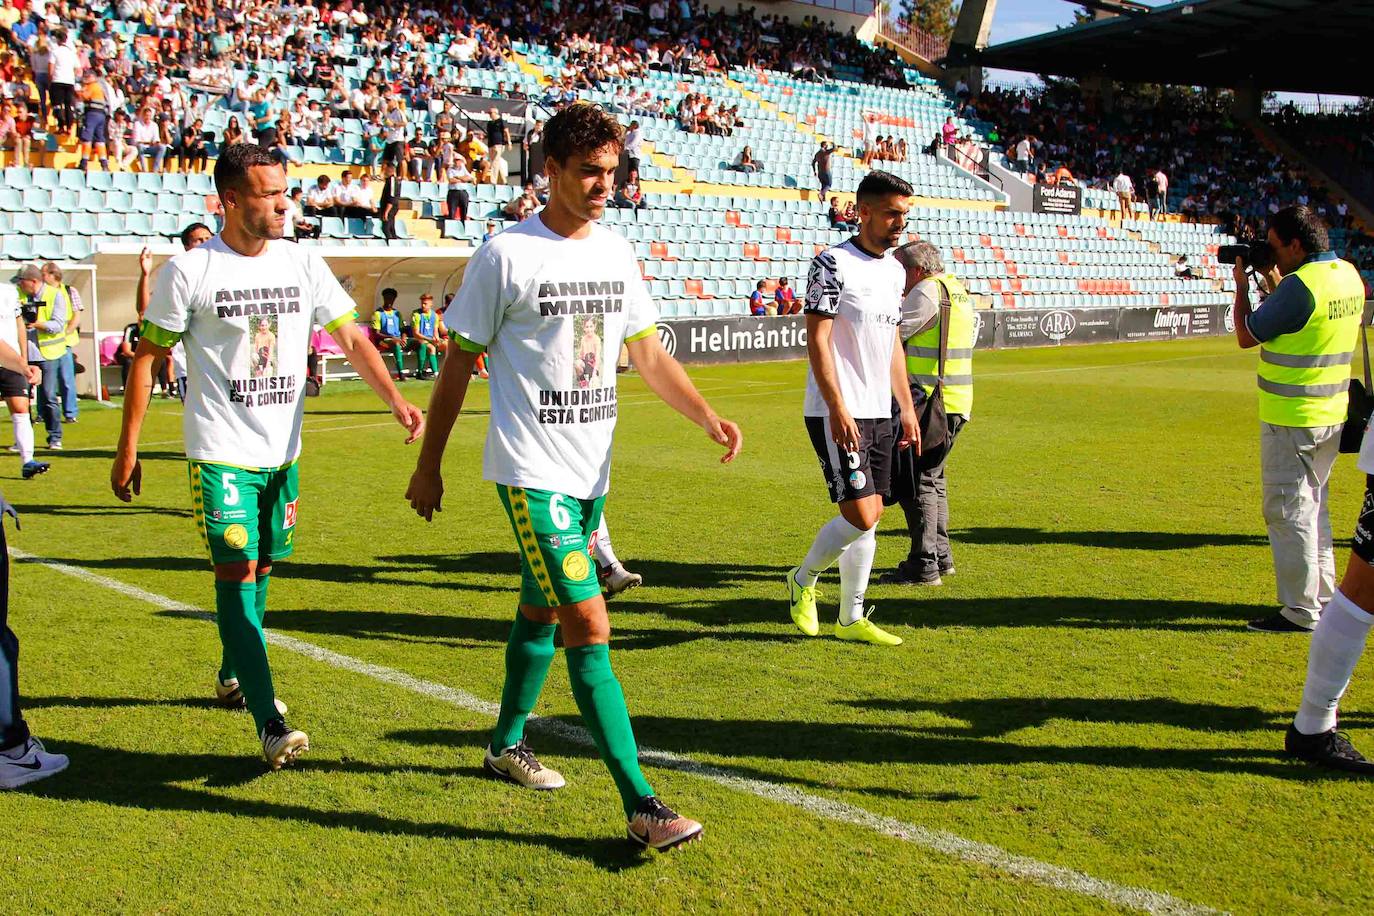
{"left": 684, "top": 279, "right": 707, "bottom": 298}
{"left": 775, "top": 228, "right": 791, "bottom": 242}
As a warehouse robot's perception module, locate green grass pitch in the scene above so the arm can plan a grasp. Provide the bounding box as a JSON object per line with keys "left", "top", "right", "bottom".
{"left": 2, "top": 335, "right": 1371, "bottom": 914}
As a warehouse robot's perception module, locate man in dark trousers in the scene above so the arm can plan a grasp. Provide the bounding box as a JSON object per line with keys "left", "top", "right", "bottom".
{"left": 882, "top": 241, "right": 975, "bottom": 586}
{"left": 0, "top": 305, "right": 68, "bottom": 786}
{"left": 379, "top": 162, "right": 400, "bottom": 241}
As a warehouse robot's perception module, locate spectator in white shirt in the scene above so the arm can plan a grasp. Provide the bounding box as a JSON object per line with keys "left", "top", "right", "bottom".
{"left": 46, "top": 28, "right": 78, "bottom": 134}
{"left": 303, "top": 174, "right": 337, "bottom": 217}
{"left": 131, "top": 107, "right": 167, "bottom": 172}
{"left": 1111, "top": 170, "right": 1135, "bottom": 221}
{"left": 1151, "top": 168, "right": 1168, "bottom": 219}
{"left": 623, "top": 120, "right": 643, "bottom": 174}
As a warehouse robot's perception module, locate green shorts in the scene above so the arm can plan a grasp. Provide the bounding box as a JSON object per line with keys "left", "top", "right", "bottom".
{"left": 496, "top": 484, "right": 606, "bottom": 608}
{"left": 188, "top": 460, "right": 299, "bottom": 565}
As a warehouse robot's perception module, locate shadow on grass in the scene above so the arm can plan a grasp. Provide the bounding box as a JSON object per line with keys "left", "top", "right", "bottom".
{"left": 835, "top": 696, "right": 1319, "bottom": 737}
{"left": 57, "top": 449, "right": 186, "bottom": 462}
{"left": 20, "top": 737, "right": 650, "bottom": 872}
{"left": 16, "top": 503, "right": 193, "bottom": 519}
{"left": 877, "top": 526, "right": 1271, "bottom": 551}
{"left": 40, "top": 552, "right": 1267, "bottom": 632}
{"left": 153, "top": 606, "right": 794, "bottom": 652}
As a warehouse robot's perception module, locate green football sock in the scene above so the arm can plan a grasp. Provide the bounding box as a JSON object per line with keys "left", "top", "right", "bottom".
{"left": 490, "top": 611, "right": 557, "bottom": 753}
{"left": 256, "top": 574, "right": 270, "bottom": 628}
{"left": 215, "top": 580, "right": 278, "bottom": 732}
{"left": 566, "top": 643, "right": 653, "bottom": 817}
{"left": 391, "top": 343, "right": 405, "bottom": 375}
{"left": 218, "top": 574, "right": 269, "bottom": 683}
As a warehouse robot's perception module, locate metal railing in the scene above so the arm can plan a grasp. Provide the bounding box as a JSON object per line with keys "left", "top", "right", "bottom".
{"left": 877, "top": 22, "right": 949, "bottom": 63}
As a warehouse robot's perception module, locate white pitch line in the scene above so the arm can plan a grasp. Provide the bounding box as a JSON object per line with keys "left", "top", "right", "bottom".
{"left": 14, "top": 549, "right": 1219, "bottom": 916}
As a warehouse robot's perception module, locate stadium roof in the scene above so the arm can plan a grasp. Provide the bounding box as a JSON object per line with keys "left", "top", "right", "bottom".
{"left": 971, "top": 0, "right": 1374, "bottom": 96}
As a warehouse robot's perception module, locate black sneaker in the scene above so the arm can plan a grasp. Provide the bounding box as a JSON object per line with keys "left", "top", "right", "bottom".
{"left": 1285, "top": 725, "right": 1374, "bottom": 776}
{"left": 878, "top": 561, "right": 941, "bottom": 586}
{"left": 1247, "top": 612, "right": 1314, "bottom": 633}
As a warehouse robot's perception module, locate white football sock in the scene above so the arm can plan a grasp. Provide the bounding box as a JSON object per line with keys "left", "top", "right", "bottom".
{"left": 798, "top": 515, "right": 867, "bottom": 586}
{"left": 12, "top": 412, "right": 33, "bottom": 464}
{"left": 837, "top": 526, "right": 877, "bottom": 625}
{"left": 1294, "top": 589, "right": 1374, "bottom": 735}
{"left": 593, "top": 515, "right": 619, "bottom": 569}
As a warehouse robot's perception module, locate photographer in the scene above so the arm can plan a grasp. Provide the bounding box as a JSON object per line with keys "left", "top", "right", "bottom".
{"left": 13, "top": 265, "right": 68, "bottom": 452}
{"left": 1232, "top": 205, "right": 1366, "bottom": 634}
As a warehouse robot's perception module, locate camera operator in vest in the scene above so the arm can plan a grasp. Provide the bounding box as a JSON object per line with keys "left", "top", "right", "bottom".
{"left": 1232, "top": 205, "right": 1366, "bottom": 633}
{"left": 12, "top": 265, "right": 69, "bottom": 452}
{"left": 881, "top": 241, "right": 974, "bottom": 586}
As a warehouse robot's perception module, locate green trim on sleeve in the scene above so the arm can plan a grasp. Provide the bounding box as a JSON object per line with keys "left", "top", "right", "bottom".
{"left": 625, "top": 324, "right": 658, "bottom": 344}
{"left": 140, "top": 320, "right": 182, "bottom": 348}
{"left": 450, "top": 332, "right": 486, "bottom": 354}
{"left": 323, "top": 310, "right": 358, "bottom": 334}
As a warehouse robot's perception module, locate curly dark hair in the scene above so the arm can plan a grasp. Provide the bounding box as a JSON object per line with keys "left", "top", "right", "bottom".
{"left": 542, "top": 102, "right": 624, "bottom": 166}
{"left": 213, "top": 142, "right": 281, "bottom": 195}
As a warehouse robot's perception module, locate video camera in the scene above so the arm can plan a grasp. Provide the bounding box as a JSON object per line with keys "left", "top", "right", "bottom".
{"left": 1218, "top": 238, "right": 1276, "bottom": 272}
{"left": 20, "top": 297, "right": 40, "bottom": 326}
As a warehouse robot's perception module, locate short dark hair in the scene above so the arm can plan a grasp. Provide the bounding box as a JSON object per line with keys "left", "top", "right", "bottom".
{"left": 1269, "top": 205, "right": 1329, "bottom": 254}
{"left": 542, "top": 102, "right": 623, "bottom": 166}
{"left": 212, "top": 143, "right": 279, "bottom": 195}
{"left": 382, "top": 288, "right": 397, "bottom": 302}
{"left": 855, "top": 170, "right": 913, "bottom": 205}
{"left": 179, "top": 222, "right": 211, "bottom": 247}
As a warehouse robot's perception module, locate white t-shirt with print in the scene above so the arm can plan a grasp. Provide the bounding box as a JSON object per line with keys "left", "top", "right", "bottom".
{"left": 802, "top": 240, "right": 904, "bottom": 419}
{"left": 144, "top": 235, "right": 357, "bottom": 468}
{"left": 445, "top": 215, "right": 658, "bottom": 499}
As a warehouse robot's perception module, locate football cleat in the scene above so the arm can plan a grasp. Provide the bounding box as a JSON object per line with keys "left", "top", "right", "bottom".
{"left": 1285, "top": 725, "right": 1374, "bottom": 776}
{"left": 599, "top": 562, "right": 643, "bottom": 598}
{"left": 484, "top": 739, "right": 566, "bottom": 790}
{"left": 0, "top": 737, "right": 69, "bottom": 789}
{"left": 21, "top": 461, "right": 50, "bottom": 480}
{"left": 786, "top": 565, "right": 820, "bottom": 637}
{"left": 260, "top": 719, "right": 308, "bottom": 770}
{"left": 215, "top": 677, "right": 287, "bottom": 715}
{"left": 835, "top": 607, "right": 903, "bottom": 646}
{"left": 627, "top": 796, "right": 703, "bottom": 850}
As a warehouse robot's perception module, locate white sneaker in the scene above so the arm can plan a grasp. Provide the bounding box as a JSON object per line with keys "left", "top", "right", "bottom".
{"left": 483, "top": 739, "right": 566, "bottom": 790}
{"left": 0, "top": 737, "right": 69, "bottom": 789}
{"left": 260, "top": 719, "right": 309, "bottom": 770}
{"left": 599, "top": 562, "right": 644, "bottom": 599}
{"left": 215, "top": 676, "right": 287, "bottom": 715}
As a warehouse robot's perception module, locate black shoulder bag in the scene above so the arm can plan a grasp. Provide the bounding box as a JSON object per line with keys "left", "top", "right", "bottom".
{"left": 914, "top": 285, "right": 952, "bottom": 472}
{"left": 1340, "top": 318, "right": 1373, "bottom": 454}
{"left": 885, "top": 286, "right": 952, "bottom": 505}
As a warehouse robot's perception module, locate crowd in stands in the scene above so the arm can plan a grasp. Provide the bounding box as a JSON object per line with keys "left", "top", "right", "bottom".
{"left": 534, "top": 1, "right": 906, "bottom": 90}
{"left": 971, "top": 82, "right": 1352, "bottom": 233}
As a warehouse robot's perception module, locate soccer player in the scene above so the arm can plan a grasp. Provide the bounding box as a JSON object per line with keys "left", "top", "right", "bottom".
{"left": 111, "top": 144, "right": 425, "bottom": 769}
{"left": 410, "top": 294, "right": 442, "bottom": 379}
{"left": 0, "top": 276, "right": 47, "bottom": 479}
{"left": 371, "top": 288, "right": 407, "bottom": 379}
{"left": 406, "top": 104, "right": 741, "bottom": 850}
{"left": 786, "top": 171, "right": 919, "bottom": 647}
